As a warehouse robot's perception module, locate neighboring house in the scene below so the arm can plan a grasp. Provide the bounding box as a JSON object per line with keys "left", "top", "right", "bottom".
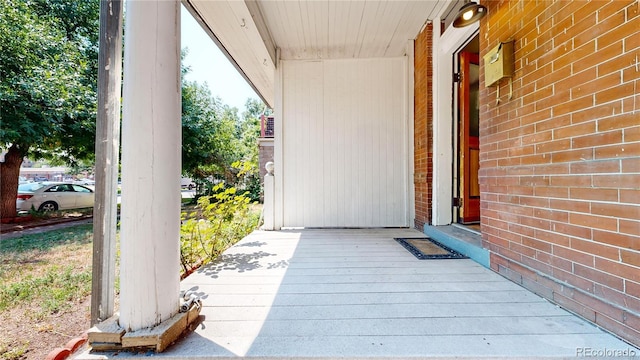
{"left": 258, "top": 114, "right": 274, "bottom": 184}
{"left": 114, "top": 0, "right": 639, "bottom": 347}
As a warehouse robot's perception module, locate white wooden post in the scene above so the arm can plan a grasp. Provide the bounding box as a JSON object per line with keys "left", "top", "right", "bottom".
{"left": 119, "top": 0, "right": 181, "bottom": 332}
{"left": 274, "top": 48, "right": 283, "bottom": 230}
{"left": 262, "top": 162, "right": 274, "bottom": 230}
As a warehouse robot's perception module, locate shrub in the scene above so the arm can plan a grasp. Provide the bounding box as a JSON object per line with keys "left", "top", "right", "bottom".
{"left": 179, "top": 183, "right": 259, "bottom": 276}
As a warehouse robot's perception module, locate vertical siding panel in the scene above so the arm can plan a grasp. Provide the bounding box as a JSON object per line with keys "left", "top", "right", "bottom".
{"left": 399, "top": 57, "right": 408, "bottom": 226}
{"left": 377, "top": 59, "right": 385, "bottom": 226}
{"left": 299, "top": 62, "right": 307, "bottom": 226}
{"left": 304, "top": 62, "right": 312, "bottom": 226}
{"left": 390, "top": 58, "right": 402, "bottom": 225}
{"left": 293, "top": 61, "right": 303, "bottom": 227}
{"left": 380, "top": 60, "right": 389, "bottom": 225}
{"left": 397, "top": 57, "right": 406, "bottom": 225}
{"left": 311, "top": 62, "right": 320, "bottom": 227}
{"left": 284, "top": 63, "right": 302, "bottom": 228}
{"left": 369, "top": 60, "right": 378, "bottom": 226}
{"left": 335, "top": 62, "right": 343, "bottom": 226}
{"left": 298, "top": 63, "right": 315, "bottom": 226}
{"left": 352, "top": 61, "right": 362, "bottom": 226}
{"left": 383, "top": 58, "right": 393, "bottom": 226}
{"left": 282, "top": 61, "right": 293, "bottom": 226}
{"left": 382, "top": 59, "right": 392, "bottom": 225}
{"left": 371, "top": 61, "right": 390, "bottom": 226}
{"left": 324, "top": 61, "right": 338, "bottom": 227}
{"left": 332, "top": 63, "right": 343, "bottom": 226}
{"left": 282, "top": 58, "right": 407, "bottom": 228}
{"left": 363, "top": 61, "right": 373, "bottom": 226}
{"left": 338, "top": 62, "right": 349, "bottom": 227}
{"left": 319, "top": 62, "right": 327, "bottom": 227}
{"left": 313, "top": 62, "right": 325, "bottom": 227}
{"left": 282, "top": 61, "right": 290, "bottom": 225}
{"left": 345, "top": 62, "right": 357, "bottom": 226}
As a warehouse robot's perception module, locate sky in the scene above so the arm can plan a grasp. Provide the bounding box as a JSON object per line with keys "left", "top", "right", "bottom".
{"left": 180, "top": 6, "right": 259, "bottom": 112}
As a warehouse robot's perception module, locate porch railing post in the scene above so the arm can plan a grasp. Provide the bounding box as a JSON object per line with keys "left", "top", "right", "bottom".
{"left": 263, "top": 162, "right": 275, "bottom": 230}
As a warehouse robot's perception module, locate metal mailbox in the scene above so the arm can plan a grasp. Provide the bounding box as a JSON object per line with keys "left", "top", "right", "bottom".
{"left": 483, "top": 40, "right": 514, "bottom": 87}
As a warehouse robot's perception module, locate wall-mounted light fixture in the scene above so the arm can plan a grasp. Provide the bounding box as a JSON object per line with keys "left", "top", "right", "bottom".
{"left": 453, "top": 0, "right": 487, "bottom": 28}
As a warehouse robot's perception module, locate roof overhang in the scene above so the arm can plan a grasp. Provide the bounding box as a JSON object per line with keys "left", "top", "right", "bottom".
{"left": 183, "top": 0, "right": 454, "bottom": 109}
{"left": 183, "top": 0, "right": 276, "bottom": 107}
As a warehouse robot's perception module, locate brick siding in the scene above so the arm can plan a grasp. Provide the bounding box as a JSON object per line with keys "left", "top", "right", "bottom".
{"left": 480, "top": 0, "right": 640, "bottom": 346}
{"left": 414, "top": 24, "right": 434, "bottom": 231}
{"left": 258, "top": 139, "right": 274, "bottom": 184}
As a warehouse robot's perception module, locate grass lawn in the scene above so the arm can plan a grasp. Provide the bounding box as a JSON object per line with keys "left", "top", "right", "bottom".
{"left": 0, "top": 198, "right": 260, "bottom": 360}
{"left": 0, "top": 223, "right": 94, "bottom": 360}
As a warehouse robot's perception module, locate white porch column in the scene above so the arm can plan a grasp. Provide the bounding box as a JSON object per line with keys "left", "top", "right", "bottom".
{"left": 119, "top": 0, "right": 181, "bottom": 332}
{"left": 273, "top": 48, "right": 283, "bottom": 230}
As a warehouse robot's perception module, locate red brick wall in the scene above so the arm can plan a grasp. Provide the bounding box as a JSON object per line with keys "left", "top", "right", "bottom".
{"left": 258, "top": 140, "right": 274, "bottom": 183}
{"left": 414, "top": 24, "right": 434, "bottom": 230}
{"left": 479, "top": 0, "right": 640, "bottom": 345}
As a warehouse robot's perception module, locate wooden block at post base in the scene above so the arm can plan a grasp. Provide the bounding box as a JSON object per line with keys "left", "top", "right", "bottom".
{"left": 89, "top": 342, "right": 124, "bottom": 352}
{"left": 121, "top": 315, "right": 184, "bottom": 350}
{"left": 121, "top": 303, "right": 201, "bottom": 352}
{"left": 87, "top": 314, "right": 125, "bottom": 345}
{"left": 157, "top": 313, "right": 189, "bottom": 352}
{"left": 186, "top": 301, "right": 201, "bottom": 325}
{"left": 159, "top": 303, "right": 202, "bottom": 351}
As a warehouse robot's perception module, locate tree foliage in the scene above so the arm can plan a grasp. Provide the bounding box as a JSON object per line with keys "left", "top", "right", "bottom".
{"left": 0, "top": 0, "right": 99, "bottom": 218}
{"left": 181, "top": 80, "right": 243, "bottom": 181}
{"left": 0, "top": 0, "right": 99, "bottom": 163}
{"left": 180, "top": 58, "right": 264, "bottom": 199}
{"left": 0, "top": 5, "right": 262, "bottom": 218}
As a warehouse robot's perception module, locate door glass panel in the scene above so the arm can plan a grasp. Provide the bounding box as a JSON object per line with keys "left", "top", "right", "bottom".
{"left": 469, "top": 63, "right": 480, "bottom": 137}
{"left": 470, "top": 148, "right": 480, "bottom": 197}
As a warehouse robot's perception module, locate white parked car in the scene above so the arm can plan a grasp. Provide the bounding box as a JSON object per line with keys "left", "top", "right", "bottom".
{"left": 181, "top": 177, "right": 196, "bottom": 190}
{"left": 16, "top": 182, "right": 95, "bottom": 212}
{"left": 75, "top": 178, "right": 95, "bottom": 185}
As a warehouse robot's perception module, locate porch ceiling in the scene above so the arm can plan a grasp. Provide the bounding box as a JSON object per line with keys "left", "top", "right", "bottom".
{"left": 256, "top": 0, "right": 448, "bottom": 60}
{"left": 183, "top": 0, "right": 451, "bottom": 108}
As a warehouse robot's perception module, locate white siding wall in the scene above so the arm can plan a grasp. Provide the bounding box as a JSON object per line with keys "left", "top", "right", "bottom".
{"left": 282, "top": 58, "right": 408, "bottom": 228}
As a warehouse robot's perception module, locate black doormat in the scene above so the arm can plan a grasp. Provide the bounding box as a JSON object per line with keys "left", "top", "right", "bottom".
{"left": 395, "top": 237, "right": 467, "bottom": 260}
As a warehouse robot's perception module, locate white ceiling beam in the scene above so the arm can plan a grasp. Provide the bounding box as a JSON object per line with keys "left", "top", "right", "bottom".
{"left": 183, "top": 0, "right": 275, "bottom": 107}
{"left": 244, "top": 0, "right": 277, "bottom": 65}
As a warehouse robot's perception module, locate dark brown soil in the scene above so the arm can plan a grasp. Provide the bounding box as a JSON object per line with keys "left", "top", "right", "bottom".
{"left": 0, "top": 297, "right": 91, "bottom": 360}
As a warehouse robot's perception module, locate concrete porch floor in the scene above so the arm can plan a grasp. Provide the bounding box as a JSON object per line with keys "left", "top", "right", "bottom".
{"left": 80, "top": 229, "right": 636, "bottom": 359}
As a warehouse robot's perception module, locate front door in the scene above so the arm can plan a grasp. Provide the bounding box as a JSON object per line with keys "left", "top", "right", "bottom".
{"left": 458, "top": 51, "right": 480, "bottom": 223}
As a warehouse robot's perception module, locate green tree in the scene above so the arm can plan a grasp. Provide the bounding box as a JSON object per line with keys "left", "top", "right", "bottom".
{"left": 181, "top": 80, "right": 221, "bottom": 177}
{"left": 236, "top": 98, "right": 265, "bottom": 200}
{"left": 180, "top": 79, "right": 244, "bottom": 183}
{"left": 180, "top": 52, "right": 266, "bottom": 191}
{"left": 239, "top": 98, "right": 267, "bottom": 165}
{"left": 0, "top": 0, "right": 99, "bottom": 219}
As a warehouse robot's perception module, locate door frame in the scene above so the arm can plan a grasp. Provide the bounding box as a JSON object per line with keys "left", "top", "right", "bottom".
{"left": 431, "top": 20, "right": 479, "bottom": 226}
